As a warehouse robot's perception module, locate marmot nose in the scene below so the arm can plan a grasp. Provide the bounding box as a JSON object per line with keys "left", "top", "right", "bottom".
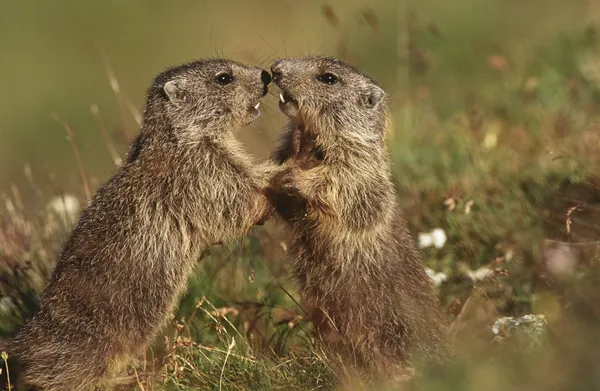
{"left": 271, "top": 71, "right": 281, "bottom": 83}
{"left": 261, "top": 70, "right": 272, "bottom": 86}
{"left": 271, "top": 62, "right": 283, "bottom": 83}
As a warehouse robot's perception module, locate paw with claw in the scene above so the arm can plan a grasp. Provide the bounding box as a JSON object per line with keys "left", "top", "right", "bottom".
{"left": 270, "top": 168, "right": 300, "bottom": 196}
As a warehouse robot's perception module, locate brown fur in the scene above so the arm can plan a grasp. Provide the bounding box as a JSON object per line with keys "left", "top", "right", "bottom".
{"left": 4, "top": 59, "right": 275, "bottom": 391}
{"left": 267, "top": 57, "right": 448, "bottom": 377}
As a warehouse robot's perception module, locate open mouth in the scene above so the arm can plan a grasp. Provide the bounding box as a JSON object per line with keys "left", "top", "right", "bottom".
{"left": 278, "top": 91, "right": 300, "bottom": 118}
{"left": 279, "top": 91, "right": 296, "bottom": 105}
{"left": 248, "top": 102, "right": 261, "bottom": 118}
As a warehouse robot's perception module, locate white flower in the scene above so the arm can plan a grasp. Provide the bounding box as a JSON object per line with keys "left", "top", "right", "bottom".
{"left": 418, "top": 233, "right": 433, "bottom": 248}
{"left": 425, "top": 267, "right": 448, "bottom": 286}
{"left": 418, "top": 228, "right": 447, "bottom": 249}
{"left": 430, "top": 228, "right": 447, "bottom": 248}
{"left": 466, "top": 266, "right": 494, "bottom": 281}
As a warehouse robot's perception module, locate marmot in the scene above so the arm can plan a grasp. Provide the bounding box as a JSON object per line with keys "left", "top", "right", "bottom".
{"left": 267, "top": 56, "right": 448, "bottom": 377}
{"left": 1, "top": 59, "right": 274, "bottom": 391}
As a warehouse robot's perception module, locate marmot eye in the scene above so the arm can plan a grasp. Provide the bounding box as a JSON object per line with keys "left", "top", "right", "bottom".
{"left": 317, "top": 73, "right": 338, "bottom": 85}
{"left": 215, "top": 73, "right": 233, "bottom": 85}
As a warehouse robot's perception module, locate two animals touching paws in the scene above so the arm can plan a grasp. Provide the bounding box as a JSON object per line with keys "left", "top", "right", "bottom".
{"left": 1, "top": 56, "right": 447, "bottom": 391}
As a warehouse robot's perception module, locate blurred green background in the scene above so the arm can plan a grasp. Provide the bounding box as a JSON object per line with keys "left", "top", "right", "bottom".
{"left": 2, "top": 1, "right": 600, "bottom": 390}
{"left": 0, "top": 0, "right": 393, "bottom": 198}
{"left": 0, "top": 0, "right": 592, "bottom": 195}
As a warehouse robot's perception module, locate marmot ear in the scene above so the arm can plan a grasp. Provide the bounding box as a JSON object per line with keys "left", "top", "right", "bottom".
{"left": 360, "top": 85, "right": 385, "bottom": 108}
{"left": 163, "top": 80, "right": 186, "bottom": 104}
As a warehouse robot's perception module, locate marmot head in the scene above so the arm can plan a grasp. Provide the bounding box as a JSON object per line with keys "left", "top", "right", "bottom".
{"left": 271, "top": 56, "right": 387, "bottom": 143}
{"left": 144, "top": 59, "right": 271, "bottom": 138}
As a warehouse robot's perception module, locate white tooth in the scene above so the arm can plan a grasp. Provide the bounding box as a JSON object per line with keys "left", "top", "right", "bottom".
{"left": 254, "top": 102, "right": 260, "bottom": 109}
{"left": 279, "top": 93, "right": 285, "bottom": 103}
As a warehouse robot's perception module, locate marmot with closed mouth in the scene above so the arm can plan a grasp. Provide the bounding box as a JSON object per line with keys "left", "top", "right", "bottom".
{"left": 1, "top": 59, "right": 274, "bottom": 391}
{"left": 267, "top": 56, "right": 448, "bottom": 378}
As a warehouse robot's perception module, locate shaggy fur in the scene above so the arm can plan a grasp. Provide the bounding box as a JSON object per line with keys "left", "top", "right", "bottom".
{"left": 267, "top": 56, "right": 448, "bottom": 377}
{"left": 4, "top": 59, "right": 274, "bottom": 391}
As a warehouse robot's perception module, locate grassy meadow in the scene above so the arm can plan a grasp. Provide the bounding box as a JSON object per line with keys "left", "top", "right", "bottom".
{"left": 1, "top": 0, "right": 600, "bottom": 390}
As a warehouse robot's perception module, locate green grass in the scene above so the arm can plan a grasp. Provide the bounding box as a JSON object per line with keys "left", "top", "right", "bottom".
{"left": 2, "top": 2, "right": 600, "bottom": 390}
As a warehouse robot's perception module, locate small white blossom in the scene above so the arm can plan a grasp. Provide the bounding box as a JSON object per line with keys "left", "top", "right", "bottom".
{"left": 418, "top": 228, "right": 447, "bottom": 249}
{"left": 425, "top": 267, "right": 448, "bottom": 286}
{"left": 430, "top": 228, "right": 447, "bottom": 249}
{"left": 418, "top": 233, "right": 433, "bottom": 248}
{"left": 466, "top": 266, "right": 494, "bottom": 281}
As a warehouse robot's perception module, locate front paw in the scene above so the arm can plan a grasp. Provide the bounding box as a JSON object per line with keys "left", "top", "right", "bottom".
{"left": 270, "top": 170, "right": 299, "bottom": 196}
{"left": 254, "top": 203, "right": 275, "bottom": 226}
{"left": 280, "top": 177, "right": 299, "bottom": 195}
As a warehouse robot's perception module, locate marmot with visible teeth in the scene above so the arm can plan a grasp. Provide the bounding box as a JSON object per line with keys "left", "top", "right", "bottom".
{"left": 267, "top": 56, "right": 448, "bottom": 378}
{"left": 1, "top": 59, "right": 274, "bottom": 391}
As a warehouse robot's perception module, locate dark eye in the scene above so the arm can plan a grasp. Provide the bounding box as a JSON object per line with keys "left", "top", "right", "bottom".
{"left": 215, "top": 73, "right": 233, "bottom": 85}
{"left": 317, "top": 72, "right": 338, "bottom": 85}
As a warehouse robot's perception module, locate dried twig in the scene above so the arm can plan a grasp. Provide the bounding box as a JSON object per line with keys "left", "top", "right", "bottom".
{"left": 91, "top": 104, "right": 122, "bottom": 166}
{"left": 219, "top": 337, "right": 235, "bottom": 391}
{"left": 51, "top": 114, "right": 91, "bottom": 201}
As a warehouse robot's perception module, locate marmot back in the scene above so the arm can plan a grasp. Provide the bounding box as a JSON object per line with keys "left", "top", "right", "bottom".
{"left": 268, "top": 56, "right": 448, "bottom": 378}
{"left": 4, "top": 59, "right": 274, "bottom": 391}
